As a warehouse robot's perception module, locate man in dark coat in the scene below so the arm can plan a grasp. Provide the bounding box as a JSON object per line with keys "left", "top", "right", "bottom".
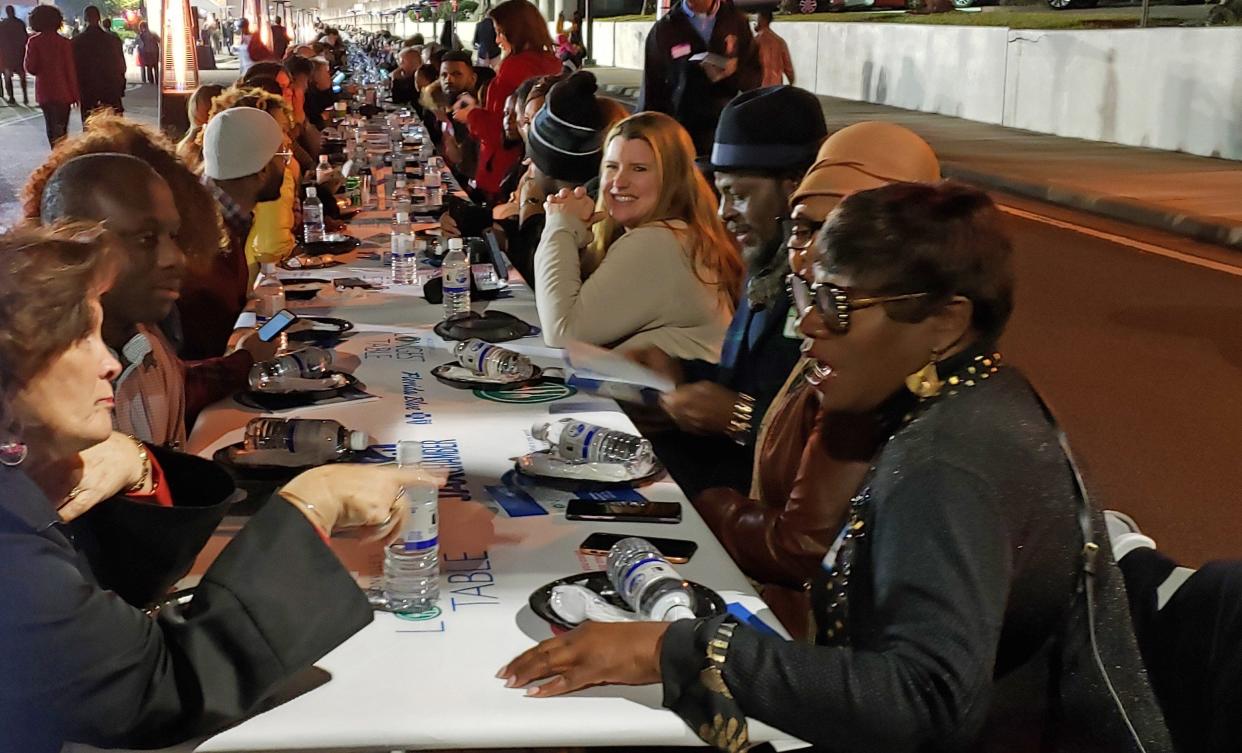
{"left": 0, "top": 4, "right": 29, "bottom": 105}
{"left": 270, "top": 15, "right": 289, "bottom": 58}
{"left": 72, "top": 5, "right": 126, "bottom": 122}
{"left": 636, "top": 86, "right": 826, "bottom": 499}
{"left": 637, "top": 0, "right": 761, "bottom": 155}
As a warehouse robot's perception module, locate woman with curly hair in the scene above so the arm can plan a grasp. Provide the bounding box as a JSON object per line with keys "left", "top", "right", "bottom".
{"left": 21, "top": 111, "right": 225, "bottom": 265}
{"left": 23, "top": 4, "right": 77, "bottom": 146}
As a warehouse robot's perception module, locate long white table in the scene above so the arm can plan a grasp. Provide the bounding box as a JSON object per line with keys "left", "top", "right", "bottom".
{"left": 160, "top": 201, "right": 802, "bottom": 751}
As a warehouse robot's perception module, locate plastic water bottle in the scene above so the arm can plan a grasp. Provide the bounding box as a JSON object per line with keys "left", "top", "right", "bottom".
{"left": 442, "top": 238, "right": 471, "bottom": 319}
{"left": 302, "top": 187, "right": 325, "bottom": 244}
{"left": 392, "top": 177, "right": 411, "bottom": 219}
{"left": 424, "top": 156, "right": 443, "bottom": 208}
{"left": 383, "top": 440, "right": 440, "bottom": 613}
{"left": 454, "top": 339, "right": 535, "bottom": 379}
{"left": 242, "top": 417, "right": 368, "bottom": 464}
{"left": 360, "top": 166, "right": 372, "bottom": 207}
{"left": 248, "top": 346, "right": 334, "bottom": 388}
{"left": 606, "top": 538, "right": 697, "bottom": 621}
{"left": 253, "top": 263, "right": 286, "bottom": 325}
{"left": 531, "top": 418, "right": 655, "bottom": 470}
{"left": 315, "top": 154, "right": 333, "bottom": 185}
{"left": 391, "top": 226, "right": 416, "bottom": 286}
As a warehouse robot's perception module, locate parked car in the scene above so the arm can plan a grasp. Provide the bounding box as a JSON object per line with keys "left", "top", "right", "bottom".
{"left": 812, "top": 0, "right": 909, "bottom": 11}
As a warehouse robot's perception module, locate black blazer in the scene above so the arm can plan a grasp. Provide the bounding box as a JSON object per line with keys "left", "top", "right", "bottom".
{"left": 649, "top": 286, "right": 801, "bottom": 498}
{"left": 637, "top": 0, "right": 762, "bottom": 154}
{"left": 71, "top": 25, "right": 126, "bottom": 101}
{"left": 0, "top": 450, "right": 372, "bottom": 752}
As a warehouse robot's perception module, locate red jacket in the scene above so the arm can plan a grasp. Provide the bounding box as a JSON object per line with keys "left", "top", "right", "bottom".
{"left": 467, "top": 50, "right": 561, "bottom": 197}
{"left": 24, "top": 31, "right": 78, "bottom": 106}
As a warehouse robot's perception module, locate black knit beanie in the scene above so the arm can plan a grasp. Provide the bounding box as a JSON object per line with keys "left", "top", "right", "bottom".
{"left": 528, "top": 71, "right": 606, "bottom": 184}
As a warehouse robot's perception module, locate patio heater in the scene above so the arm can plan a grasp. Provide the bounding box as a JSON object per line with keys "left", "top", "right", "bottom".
{"left": 157, "top": 0, "right": 200, "bottom": 135}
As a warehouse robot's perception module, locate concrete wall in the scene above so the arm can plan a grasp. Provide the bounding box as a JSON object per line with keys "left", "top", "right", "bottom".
{"left": 589, "top": 19, "right": 1242, "bottom": 161}
{"left": 1003, "top": 28, "right": 1242, "bottom": 160}
{"left": 814, "top": 23, "right": 1009, "bottom": 125}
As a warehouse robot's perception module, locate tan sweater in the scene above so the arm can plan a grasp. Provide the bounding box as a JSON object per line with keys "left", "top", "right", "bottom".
{"left": 534, "top": 213, "right": 733, "bottom": 362}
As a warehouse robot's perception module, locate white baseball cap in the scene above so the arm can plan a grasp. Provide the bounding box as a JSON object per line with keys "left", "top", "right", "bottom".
{"left": 202, "top": 107, "right": 285, "bottom": 181}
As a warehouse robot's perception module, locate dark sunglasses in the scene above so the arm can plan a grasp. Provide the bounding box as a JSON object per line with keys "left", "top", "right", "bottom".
{"left": 788, "top": 274, "right": 931, "bottom": 335}
{"left": 785, "top": 217, "right": 825, "bottom": 251}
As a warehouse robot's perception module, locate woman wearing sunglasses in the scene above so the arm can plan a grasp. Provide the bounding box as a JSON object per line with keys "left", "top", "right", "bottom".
{"left": 500, "top": 182, "right": 1171, "bottom": 752}
{"left": 693, "top": 122, "right": 943, "bottom": 636}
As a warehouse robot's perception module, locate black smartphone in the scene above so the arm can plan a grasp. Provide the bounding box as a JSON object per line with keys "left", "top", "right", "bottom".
{"left": 565, "top": 500, "right": 682, "bottom": 525}
{"left": 482, "top": 226, "right": 508, "bottom": 280}
{"left": 579, "top": 532, "right": 697, "bottom": 564}
{"left": 257, "top": 309, "right": 298, "bottom": 342}
{"left": 333, "top": 277, "right": 380, "bottom": 290}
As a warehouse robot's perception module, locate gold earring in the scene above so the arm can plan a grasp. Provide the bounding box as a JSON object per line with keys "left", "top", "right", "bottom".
{"left": 905, "top": 349, "right": 944, "bottom": 399}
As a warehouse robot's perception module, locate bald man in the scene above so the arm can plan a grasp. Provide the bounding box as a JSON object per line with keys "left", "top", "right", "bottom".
{"left": 42, "top": 153, "right": 273, "bottom": 446}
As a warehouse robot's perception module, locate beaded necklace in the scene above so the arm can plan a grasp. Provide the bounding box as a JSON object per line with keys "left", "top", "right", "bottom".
{"left": 813, "top": 350, "right": 1004, "bottom": 646}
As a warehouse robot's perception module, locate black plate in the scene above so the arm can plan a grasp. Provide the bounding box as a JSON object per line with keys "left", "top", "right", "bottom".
{"left": 280, "top": 277, "right": 332, "bottom": 300}
{"left": 430, "top": 362, "right": 545, "bottom": 390}
{"left": 513, "top": 451, "right": 666, "bottom": 491}
{"left": 235, "top": 371, "right": 360, "bottom": 410}
{"left": 433, "top": 311, "right": 534, "bottom": 343}
{"left": 287, "top": 317, "right": 354, "bottom": 343}
{"left": 529, "top": 571, "right": 726, "bottom": 632}
{"left": 297, "top": 234, "right": 361, "bottom": 255}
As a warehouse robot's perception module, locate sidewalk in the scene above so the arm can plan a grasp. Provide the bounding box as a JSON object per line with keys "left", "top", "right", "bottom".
{"left": 587, "top": 66, "right": 1242, "bottom": 249}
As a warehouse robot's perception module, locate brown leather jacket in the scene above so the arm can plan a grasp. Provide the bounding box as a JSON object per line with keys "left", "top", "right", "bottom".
{"left": 693, "top": 365, "right": 880, "bottom": 637}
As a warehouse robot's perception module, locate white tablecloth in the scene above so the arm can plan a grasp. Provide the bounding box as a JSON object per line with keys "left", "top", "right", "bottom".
{"left": 167, "top": 210, "right": 802, "bottom": 752}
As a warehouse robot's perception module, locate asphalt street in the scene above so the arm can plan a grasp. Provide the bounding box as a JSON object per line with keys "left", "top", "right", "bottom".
{"left": 0, "top": 73, "right": 1237, "bottom": 566}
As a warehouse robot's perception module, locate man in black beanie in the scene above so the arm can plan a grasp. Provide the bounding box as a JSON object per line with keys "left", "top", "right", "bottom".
{"left": 632, "top": 85, "right": 827, "bottom": 499}
{"left": 506, "top": 70, "right": 612, "bottom": 288}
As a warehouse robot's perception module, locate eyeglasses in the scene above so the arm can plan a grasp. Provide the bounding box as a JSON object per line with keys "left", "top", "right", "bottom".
{"left": 785, "top": 217, "right": 825, "bottom": 251}
{"left": 788, "top": 274, "right": 930, "bottom": 335}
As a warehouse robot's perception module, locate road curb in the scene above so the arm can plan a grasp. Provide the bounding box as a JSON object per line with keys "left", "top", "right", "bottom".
{"left": 944, "top": 164, "right": 1242, "bottom": 250}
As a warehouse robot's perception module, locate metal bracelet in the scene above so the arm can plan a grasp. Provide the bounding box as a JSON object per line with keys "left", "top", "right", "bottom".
{"left": 706, "top": 621, "right": 737, "bottom": 669}
{"left": 725, "top": 393, "right": 756, "bottom": 446}
{"left": 123, "top": 435, "right": 152, "bottom": 494}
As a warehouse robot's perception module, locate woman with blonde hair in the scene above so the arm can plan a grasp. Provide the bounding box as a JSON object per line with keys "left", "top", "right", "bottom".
{"left": 176, "top": 83, "right": 225, "bottom": 168}
{"left": 533, "top": 111, "right": 743, "bottom": 361}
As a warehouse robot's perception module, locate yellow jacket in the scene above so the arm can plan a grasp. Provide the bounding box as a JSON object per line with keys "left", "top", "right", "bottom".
{"left": 245, "top": 161, "right": 299, "bottom": 284}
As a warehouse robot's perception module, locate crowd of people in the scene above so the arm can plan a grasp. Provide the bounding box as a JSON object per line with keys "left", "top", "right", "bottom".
{"left": 0, "top": 1, "right": 1237, "bottom": 752}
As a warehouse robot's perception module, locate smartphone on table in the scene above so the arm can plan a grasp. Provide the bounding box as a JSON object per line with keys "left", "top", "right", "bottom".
{"left": 565, "top": 500, "right": 682, "bottom": 525}
{"left": 257, "top": 309, "right": 298, "bottom": 342}
{"left": 579, "top": 532, "right": 698, "bottom": 564}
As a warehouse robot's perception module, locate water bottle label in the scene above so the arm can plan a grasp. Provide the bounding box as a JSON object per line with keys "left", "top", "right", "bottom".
{"left": 458, "top": 340, "right": 494, "bottom": 372}
{"left": 621, "top": 557, "right": 679, "bottom": 602}
{"left": 401, "top": 495, "right": 439, "bottom": 552}
{"left": 444, "top": 267, "right": 470, "bottom": 294}
{"left": 559, "top": 421, "right": 599, "bottom": 461}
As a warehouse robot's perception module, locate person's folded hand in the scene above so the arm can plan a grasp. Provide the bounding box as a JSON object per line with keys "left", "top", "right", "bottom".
{"left": 497, "top": 621, "right": 670, "bottom": 697}
{"left": 280, "top": 464, "right": 448, "bottom": 544}
{"left": 58, "top": 433, "right": 150, "bottom": 521}
{"left": 545, "top": 186, "right": 601, "bottom": 225}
